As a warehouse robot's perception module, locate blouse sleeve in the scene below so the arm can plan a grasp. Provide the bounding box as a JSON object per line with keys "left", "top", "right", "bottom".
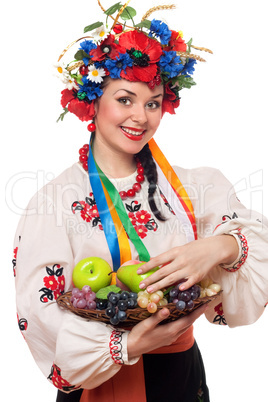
{"left": 187, "top": 167, "right": 268, "bottom": 328}
{"left": 14, "top": 190, "right": 138, "bottom": 393}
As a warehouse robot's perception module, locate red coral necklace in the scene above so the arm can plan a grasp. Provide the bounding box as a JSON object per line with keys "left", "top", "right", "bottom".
{"left": 78, "top": 144, "right": 145, "bottom": 200}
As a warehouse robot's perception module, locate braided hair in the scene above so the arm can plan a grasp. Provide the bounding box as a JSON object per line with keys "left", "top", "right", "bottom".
{"left": 136, "top": 144, "right": 166, "bottom": 222}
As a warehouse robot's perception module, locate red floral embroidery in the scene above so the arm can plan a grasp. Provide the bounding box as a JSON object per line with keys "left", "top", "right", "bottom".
{"left": 17, "top": 313, "right": 28, "bottom": 339}
{"left": 213, "top": 303, "right": 227, "bottom": 325}
{"left": 135, "top": 210, "right": 151, "bottom": 224}
{"left": 72, "top": 194, "right": 103, "bottom": 230}
{"left": 160, "top": 191, "right": 175, "bottom": 215}
{"left": 135, "top": 224, "right": 148, "bottom": 239}
{"left": 223, "top": 229, "right": 248, "bottom": 272}
{"left": 109, "top": 330, "right": 124, "bottom": 365}
{"left": 48, "top": 363, "right": 81, "bottom": 392}
{"left": 39, "top": 264, "right": 65, "bottom": 303}
{"left": 125, "top": 200, "right": 158, "bottom": 239}
{"left": 12, "top": 247, "right": 18, "bottom": 277}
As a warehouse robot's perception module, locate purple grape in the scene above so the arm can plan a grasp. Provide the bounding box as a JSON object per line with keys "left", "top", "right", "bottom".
{"left": 110, "top": 314, "right": 120, "bottom": 325}
{"left": 190, "top": 291, "right": 199, "bottom": 300}
{"left": 77, "top": 299, "right": 87, "bottom": 309}
{"left": 87, "top": 301, "right": 96, "bottom": 310}
{"left": 118, "top": 310, "right": 127, "bottom": 322}
{"left": 169, "top": 288, "right": 178, "bottom": 299}
{"left": 175, "top": 300, "right": 186, "bottom": 311}
{"left": 86, "top": 292, "right": 96, "bottom": 301}
{"left": 72, "top": 288, "right": 80, "bottom": 297}
{"left": 179, "top": 291, "right": 191, "bottom": 302}
{"left": 186, "top": 300, "right": 194, "bottom": 310}
{"left": 191, "top": 284, "right": 201, "bottom": 297}
{"left": 82, "top": 285, "right": 91, "bottom": 294}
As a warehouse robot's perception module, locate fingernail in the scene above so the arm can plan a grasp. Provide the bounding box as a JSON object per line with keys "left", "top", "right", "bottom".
{"left": 147, "top": 286, "right": 154, "bottom": 293}
{"left": 139, "top": 282, "right": 145, "bottom": 289}
{"left": 137, "top": 269, "right": 142, "bottom": 274}
{"left": 180, "top": 285, "right": 185, "bottom": 291}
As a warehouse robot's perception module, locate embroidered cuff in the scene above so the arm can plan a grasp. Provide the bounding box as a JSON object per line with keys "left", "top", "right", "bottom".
{"left": 109, "top": 330, "right": 124, "bottom": 365}
{"left": 220, "top": 229, "right": 249, "bottom": 272}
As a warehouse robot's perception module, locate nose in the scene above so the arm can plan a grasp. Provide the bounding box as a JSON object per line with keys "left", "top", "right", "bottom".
{"left": 131, "top": 104, "right": 147, "bottom": 125}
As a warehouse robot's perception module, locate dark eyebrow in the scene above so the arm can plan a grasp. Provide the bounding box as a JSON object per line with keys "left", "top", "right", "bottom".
{"left": 114, "top": 89, "right": 163, "bottom": 98}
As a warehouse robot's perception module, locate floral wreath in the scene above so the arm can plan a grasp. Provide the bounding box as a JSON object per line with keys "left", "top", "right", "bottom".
{"left": 55, "top": 0, "right": 212, "bottom": 129}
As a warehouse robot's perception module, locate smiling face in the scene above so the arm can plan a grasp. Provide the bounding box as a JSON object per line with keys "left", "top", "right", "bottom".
{"left": 93, "top": 79, "right": 164, "bottom": 160}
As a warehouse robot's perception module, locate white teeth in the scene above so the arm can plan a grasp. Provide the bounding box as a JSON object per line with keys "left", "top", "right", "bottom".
{"left": 121, "top": 127, "right": 143, "bottom": 136}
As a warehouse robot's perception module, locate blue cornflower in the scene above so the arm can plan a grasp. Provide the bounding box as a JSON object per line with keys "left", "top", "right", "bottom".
{"left": 159, "top": 51, "right": 184, "bottom": 78}
{"left": 149, "top": 19, "right": 172, "bottom": 45}
{"left": 79, "top": 78, "right": 103, "bottom": 101}
{"left": 104, "top": 53, "right": 133, "bottom": 79}
{"left": 181, "top": 59, "right": 197, "bottom": 76}
{"left": 80, "top": 39, "right": 97, "bottom": 54}
{"left": 79, "top": 40, "right": 97, "bottom": 66}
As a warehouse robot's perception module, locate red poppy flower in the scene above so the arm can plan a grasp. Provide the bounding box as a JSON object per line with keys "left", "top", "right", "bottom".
{"left": 162, "top": 83, "right": 181, "bottom": 115}
{"left": 165, "top": 31, "right": 187, "bottom": 52}
{"left": 61, "top": 89, "right": 95, "bottom": 122}
{"left": 90, "top": 34, "right": 125, "bottom": 62}
{"left": 119, "top": 30, "right": 163, "bottom": 82}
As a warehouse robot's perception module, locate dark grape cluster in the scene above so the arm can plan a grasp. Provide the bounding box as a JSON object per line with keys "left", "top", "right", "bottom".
{"left": 103, "top": 291, "right": 138, "bottom": 325}
{"left": 168, "top": 284, "right": 201, "bottom": 312}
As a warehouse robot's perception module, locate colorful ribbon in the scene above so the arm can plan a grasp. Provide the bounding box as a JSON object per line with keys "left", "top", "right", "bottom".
{"left": 88, "top": 145, "right": 150, "bottom": 270}
{"left": 87, "top": 138, "right": 197, "bottom": 271}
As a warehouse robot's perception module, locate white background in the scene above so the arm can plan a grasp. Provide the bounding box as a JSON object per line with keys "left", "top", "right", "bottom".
{"left": 1, "top": 0, "right": 267, "bottom": 400}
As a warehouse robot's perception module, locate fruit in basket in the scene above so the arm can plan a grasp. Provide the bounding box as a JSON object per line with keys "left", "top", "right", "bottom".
{"left": 116, "top": 261, "right": 159, "bottom": 293}
{"left": 71, "top": 286, "right": 97, "bottom": 310}
{"left": 72, "top": 257, "right": 112, "bottom": 292}
{"left": 104, "top": 290, "right": 138, "bottom": 325}
{"left": 137, "top": 289, "right": 168, "bottom": 313}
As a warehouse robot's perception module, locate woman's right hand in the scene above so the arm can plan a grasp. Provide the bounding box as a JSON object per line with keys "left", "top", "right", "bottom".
{"left": 127, "top": 305, "right": 206, "bottom": 360}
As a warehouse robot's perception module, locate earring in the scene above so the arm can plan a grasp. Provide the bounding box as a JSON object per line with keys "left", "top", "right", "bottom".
{"left": 87, "top": 120, "right": 96, "bottom": 132}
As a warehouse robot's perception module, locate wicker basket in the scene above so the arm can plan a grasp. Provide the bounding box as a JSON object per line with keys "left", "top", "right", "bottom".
{"left": 57, "top": 291, "right": 222, "bottom": 328}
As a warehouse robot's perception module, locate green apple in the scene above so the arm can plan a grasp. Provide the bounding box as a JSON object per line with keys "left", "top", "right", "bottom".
{"left": 116, "top": 261, "right": 159, "bottom": 293}
{"left": 72, "top": 257, "right": 112, "bottom": 292}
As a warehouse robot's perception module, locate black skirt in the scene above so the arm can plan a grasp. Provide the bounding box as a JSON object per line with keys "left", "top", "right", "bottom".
{"left": 56, "top": 341, "right": 209, "bottom": 402}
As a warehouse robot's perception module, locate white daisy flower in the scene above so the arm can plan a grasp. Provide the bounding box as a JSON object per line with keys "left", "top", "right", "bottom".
{"left": 54, "top": 62, "right": 69, "bottom": 82}
{"left": 65, "top": 76, "right": 79, "bottom": 90}
{"left": 91, "top": 24, "right": 109, "bottom": 43}
{"left": 87, "top": 65, "right": 106, "bottom": 83}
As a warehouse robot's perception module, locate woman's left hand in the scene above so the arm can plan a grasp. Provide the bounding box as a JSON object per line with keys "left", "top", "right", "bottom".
{"left": 137, "top": 235, "right": 239, "bottom": 292}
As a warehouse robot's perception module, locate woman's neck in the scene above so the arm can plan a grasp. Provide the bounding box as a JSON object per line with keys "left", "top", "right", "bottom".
{"left": 92, "top": 137, "right": 137, "bottom": 179}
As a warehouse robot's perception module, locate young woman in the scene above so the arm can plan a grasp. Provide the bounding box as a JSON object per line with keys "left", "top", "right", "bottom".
{"left": 14, "top": 2, "right": 268, "bottom": 401}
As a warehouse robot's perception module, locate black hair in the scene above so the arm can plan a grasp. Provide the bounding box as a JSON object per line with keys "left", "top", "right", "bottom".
{"left": 136, "top": 143, "right": 166, "bottom": 222}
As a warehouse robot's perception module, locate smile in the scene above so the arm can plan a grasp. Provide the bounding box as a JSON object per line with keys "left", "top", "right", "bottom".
{"left": 120, "top": 126, "right": 146, "bottom": 141}
{"left": 121, "top": 126, "right": 145, "bottom": 136}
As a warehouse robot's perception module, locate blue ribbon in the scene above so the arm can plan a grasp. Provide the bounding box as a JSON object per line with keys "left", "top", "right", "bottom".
{"left": 87, "top": 144, "right": 121, "bottom": 270}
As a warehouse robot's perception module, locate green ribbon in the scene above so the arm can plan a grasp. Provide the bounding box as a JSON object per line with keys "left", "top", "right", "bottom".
{"left": 94, "top": 160, "right": 151, "bottom": 263}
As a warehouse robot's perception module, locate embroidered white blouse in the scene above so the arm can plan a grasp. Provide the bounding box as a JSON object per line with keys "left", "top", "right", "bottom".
{"left": 13, "top": 162, "right": 268, "bottom": 391}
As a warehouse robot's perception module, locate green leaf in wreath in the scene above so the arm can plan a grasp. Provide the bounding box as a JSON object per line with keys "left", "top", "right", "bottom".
{"left": 74, "top": 49, "right": 90, "bottom": 61}
{"left": 120, "top": 6, "right": 137, "bottom": 21}
{"left": 56, "top": 108, "right": 69, "bottom": 123}
{"left": 84, "top": 21, "right": 103, "bottom": 33}
{"left": 178, "top": 75, "right": 196, "bottom": 89}
{"left": 135, "top": 19, "right": 151, "bottom": 30}
{"left": 104, "top": 2, "right": 122, "bottom": 16}
{"left": 96, "top": 285, "right": 121, "bottom": 300}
